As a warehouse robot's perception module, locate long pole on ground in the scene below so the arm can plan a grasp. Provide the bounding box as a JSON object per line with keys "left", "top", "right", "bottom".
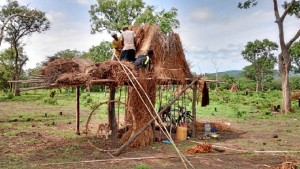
{"left": 112, "top": 77, "right": 200, "bottom": 156}
{"left": 76, "top": 86, "right": 80, "bottom": 135}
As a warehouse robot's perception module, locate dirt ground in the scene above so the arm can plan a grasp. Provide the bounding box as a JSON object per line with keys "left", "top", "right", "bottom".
{"left": 0, "top": 101, "right": 299, "bottom": 169}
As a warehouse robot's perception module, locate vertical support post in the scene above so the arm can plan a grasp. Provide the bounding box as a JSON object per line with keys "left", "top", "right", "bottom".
{"left": 76, "top": 86, "right": 80, "bottom": 135}
{"left": 192, "top": 83, "right": 198, "bottom": 138}
{"left": 109, "top": 85, "right": 118, "bottom": 147}
{"left": 298, "top": 97, "right": 300, "bottom": 108}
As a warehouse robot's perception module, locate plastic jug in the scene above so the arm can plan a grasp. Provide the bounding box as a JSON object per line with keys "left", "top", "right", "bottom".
{"left": 204, "top": 122, "right": 211, "bottom": 136}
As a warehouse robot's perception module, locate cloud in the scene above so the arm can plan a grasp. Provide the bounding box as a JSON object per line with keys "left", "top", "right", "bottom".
{"left": 46, "top": 11, "right": 66, "bottom": 21}
{"left": 190, "top": 8, "right": 214, "bottom": 22}
{"left": 76, "top": 0, "right": 89, "bottom": 5}
{"left": 185, "top": 44, "right": 249, "bottom": 73}
{"left": 20, "top": 8, "right": 108, "bottom": 69}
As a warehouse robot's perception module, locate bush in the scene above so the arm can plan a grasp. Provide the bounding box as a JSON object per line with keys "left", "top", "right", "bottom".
{"left": 49, "top": 90, "right": 56, "bottom": 98}
{"left": 86, "top": 97, "right": 93, "bottom": 104}
{"left": 236, "top": 111, "right": 247, "bottom": 118}
{"left": 6, "top": 92, "right": 14, "bottom": 99}
{"left": 43, "top": 98, "right": 58, "bottom": 105}
{"left": 134, "top": 164, "right": 152, "bottom": 169}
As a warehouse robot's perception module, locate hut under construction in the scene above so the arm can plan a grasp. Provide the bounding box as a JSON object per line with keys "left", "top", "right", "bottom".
{"left": 12, "top": 25, "right": 209, "bottom": 156}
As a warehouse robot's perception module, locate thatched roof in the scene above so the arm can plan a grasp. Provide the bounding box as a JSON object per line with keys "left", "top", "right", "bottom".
{"left": 41, "top": 25, "right": 193, "bottom": 87}
{"left": 133, "top": 25, "right": 193, "bottom": 81}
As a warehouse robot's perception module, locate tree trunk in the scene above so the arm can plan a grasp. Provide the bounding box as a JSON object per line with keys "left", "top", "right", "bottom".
{"left": 281, "top": 68, "right": 291, "bottom": 113}
{"left": 13, "top": 44, "right": 20, "bottom": 96}
{"left": 255, "top": 80, "right": 259, "bottom": 92}
{"left": 279, "top": 51, "right": 291, "bottom": 113}
{"left": 272, "top": 0, "right": 300, "bottom": 113}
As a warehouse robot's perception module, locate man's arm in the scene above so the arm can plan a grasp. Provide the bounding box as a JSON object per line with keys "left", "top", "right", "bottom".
{"left": 121, "top": 35, "right": 124, "bottom": 46}
{"left": 134, "top": 37, "right": 137, "bottom": 49}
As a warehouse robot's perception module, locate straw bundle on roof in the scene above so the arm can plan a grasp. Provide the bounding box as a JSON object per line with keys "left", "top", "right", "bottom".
{"left": 42, "top": 58, "right": 80, "bottom": 84}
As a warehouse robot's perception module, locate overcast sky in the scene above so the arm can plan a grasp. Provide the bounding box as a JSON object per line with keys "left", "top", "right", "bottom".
{"left": 0, "top": 0, "right": 299, "bottom": 73}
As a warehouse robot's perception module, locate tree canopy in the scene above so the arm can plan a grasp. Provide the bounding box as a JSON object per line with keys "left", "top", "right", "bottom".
{"left": 82, "top": 41, "right": 112, "bottom": 62}
{"left": 0, "top": 0, "right": 50, "bottom": 95}
{"left": 89, "top": 0, "right": 179, "bottom": 34}
{"left": 241, "top": 39, "right": 278, "bottom": 91}
{"left": 53, "top": 49, "right": 82, "bottom": 59}
{"left": 0, "top": 0, "right": 32, "bottom": 47}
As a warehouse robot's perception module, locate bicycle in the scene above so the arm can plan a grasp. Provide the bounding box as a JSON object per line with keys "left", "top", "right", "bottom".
{"left": 176, "top": 106, "right": 194, "bottom": 126}
{"left": 158, "top": 106, "right": 193, "bottom": 126}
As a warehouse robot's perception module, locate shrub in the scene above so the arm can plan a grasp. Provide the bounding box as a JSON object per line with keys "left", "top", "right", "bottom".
{"left": 49, "top": 90, "right": 56, "bottom": 98}
{"left": 236, "top": 111, "right": 247, "bottom": 118}
{"left": 6, "top": 92, "right": 14, "bottom": 99}
{"left": 43, "top": 98, "right": 58, "bottom": 105}
{"left": 134, "top": 164, "right": 152, "bottom": 169}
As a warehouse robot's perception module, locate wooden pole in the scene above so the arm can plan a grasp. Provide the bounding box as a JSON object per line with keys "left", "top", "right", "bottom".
{"left": 192, "top": 83, "right": 198, "bottom": 138}
{"left": 113, "top": 77, "right": 200, "bottom": 156}
{"left": 109, "top": 85, "right": 118, "bottom": 147}
{"left": 76, "top": 86, "right": 80, "bottom": 135}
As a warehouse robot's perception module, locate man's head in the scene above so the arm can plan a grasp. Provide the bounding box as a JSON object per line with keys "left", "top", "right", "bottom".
{"left": 111, "top": 32, "right": 117, "bottom": 38}
{"left": 122, "top": 25, "right": 129, "bottom": 31}
{"left": 147, "top": 49, "right": 154, "bottom": 57}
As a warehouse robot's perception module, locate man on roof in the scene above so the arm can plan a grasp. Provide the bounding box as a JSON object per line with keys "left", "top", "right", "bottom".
{"left": 111, "top": 32, "right": 123, "bottom": 60}
{"left": 120, "top": 25, "right": 136, "bottom": 62}
{"left": 133, "top": 49, "right": 154, "bottom": 71}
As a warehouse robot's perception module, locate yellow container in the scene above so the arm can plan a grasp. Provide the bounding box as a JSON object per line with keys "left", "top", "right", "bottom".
{"left": 176, "top": 126, "right": 187, "bottom": 141}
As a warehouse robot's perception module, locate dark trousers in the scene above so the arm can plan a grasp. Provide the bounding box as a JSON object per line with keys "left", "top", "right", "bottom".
{"left": 120, "top": 49, "right": 136, "bottom": 62}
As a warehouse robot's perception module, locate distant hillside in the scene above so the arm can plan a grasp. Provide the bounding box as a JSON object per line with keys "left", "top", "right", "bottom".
{"left": 207, "top": 70, "right": 300, "bottom": 78}
{"left": 206, "top": 70, "right": 244, "bottom": 78}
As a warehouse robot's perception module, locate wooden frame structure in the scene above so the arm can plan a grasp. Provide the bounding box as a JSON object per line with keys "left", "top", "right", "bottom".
{"left": 9, "top": 75, "right": 204, "bottom": 155}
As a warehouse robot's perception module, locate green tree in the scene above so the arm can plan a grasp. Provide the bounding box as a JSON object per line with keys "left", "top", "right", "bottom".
{"left": 2, "top": 0, "right": 50, "bottom": 96}
{"left": 82, "top": 41, "right": 112, "bottom": 62}
{"left": 0, "top": 64, "right": 10, "bottom": 89}
{"left": 134, "top": 5, "right": 156, "bottom": 25}
{"left": 289, "top": 76, "right": 300, "bottom": 90}
{"left": 241, "top": 39, "right": 278, "bottom": 91}
{"left": 0, "top": 47, "right": 26, "bottom": 92}
{"left": 54, "top": 49, "right": 81, "bottom": 59}
{"left": 219, "top": 74, "right": 236, "bottom": 90}
{"left": 0, "top": 0, "right": 32, "bottom": 47}
{"left": 89, "top": 0, "right": 179, "bottom": 33}
{"left": 26, "top": 63, "right": 42, "bottom": 77}
{"left": 290, "top": 41, "right": 300, "bottom": 72}
{"left": 239, "top": 0, "right": 300, "bottom": 113}
{"left": 155, "top": 7, "right": 179, "bottom": 33}
{"left": 0, "top": 48, "right": 14, "bottom": 90}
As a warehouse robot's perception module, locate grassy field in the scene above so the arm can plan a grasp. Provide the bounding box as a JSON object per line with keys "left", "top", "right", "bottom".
{"left": 0, "top": 88, "right": 299, "bottom": 169}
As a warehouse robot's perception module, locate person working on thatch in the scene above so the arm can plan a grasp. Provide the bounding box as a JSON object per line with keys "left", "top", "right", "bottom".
{"left": 111, "top": 32, "right": 123, "bottom": 60}
{"left": 120, "top": 25, "right": 136, "bottom": 62}
{"left": 133, "top": 49, "right": 154, "bottom": 71}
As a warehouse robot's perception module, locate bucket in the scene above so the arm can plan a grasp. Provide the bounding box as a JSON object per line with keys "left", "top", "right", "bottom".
{"left": 176, "top": 126, "right": 187, "bottom": 141}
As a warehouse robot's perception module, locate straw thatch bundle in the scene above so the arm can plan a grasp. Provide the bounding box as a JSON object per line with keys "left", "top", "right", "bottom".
{"left": 42, "top": 58, "right": 137, "bottom": 86}
{"left": 87, "top": 60, "right": 136, "bottom": 86}
{"left": 133, "top": 25, "right": 193, "bottom": 83}
{"left": 55, "top": 73, "right": 90, "bottom": 86}
{"left": 42, "top": 58, "right": 80, "bottom": 84}
{"left": 122, "top": 79, "right": 156, "bottom": 147}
